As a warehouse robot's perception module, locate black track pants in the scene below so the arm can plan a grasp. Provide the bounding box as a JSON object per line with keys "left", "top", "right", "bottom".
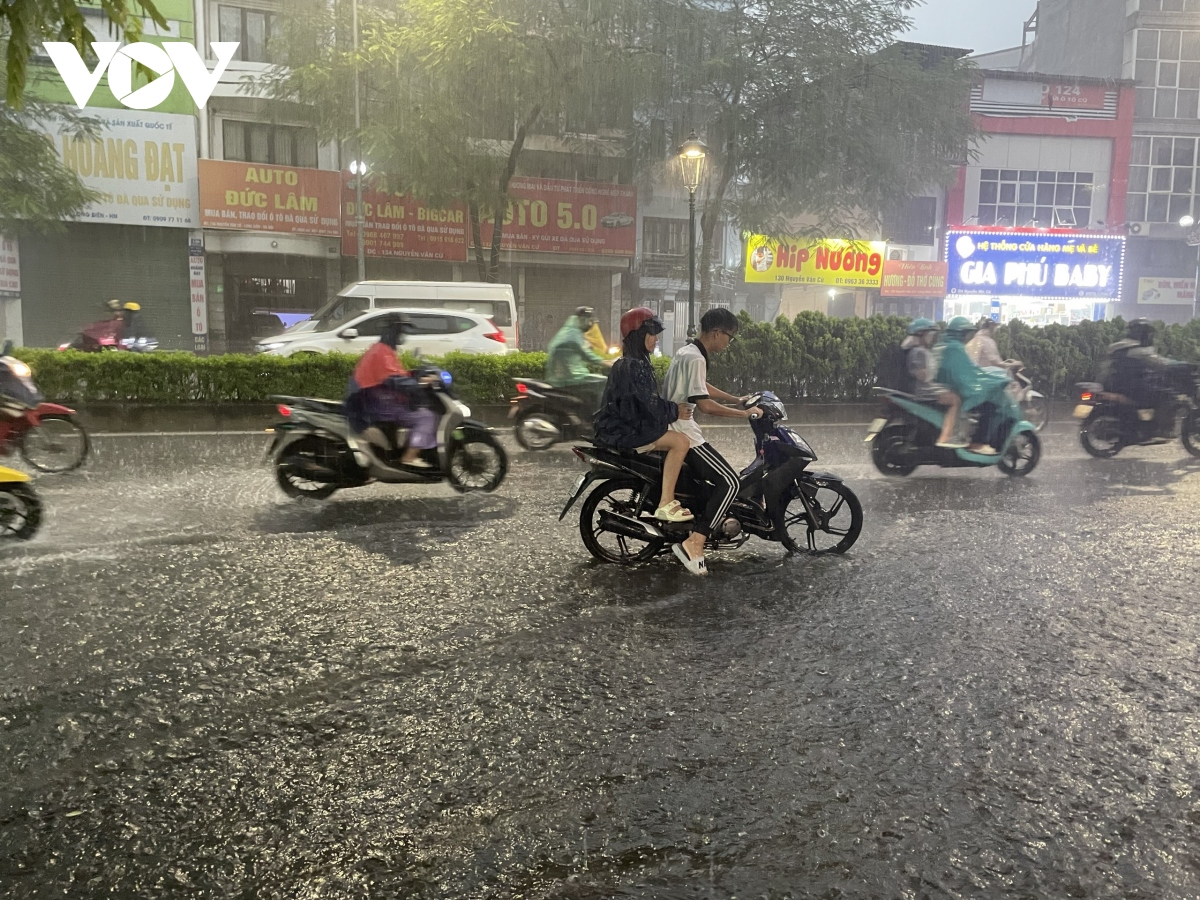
{"left": 687, "top": 443, "right": 741, "bottom": 538}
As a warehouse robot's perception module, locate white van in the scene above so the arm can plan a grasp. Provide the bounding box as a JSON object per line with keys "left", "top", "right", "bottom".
{"left": 285, "top": 281, "right": 519, "bottom": 349}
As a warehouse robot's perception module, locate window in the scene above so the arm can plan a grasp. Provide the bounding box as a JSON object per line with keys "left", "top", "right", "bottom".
{"left": 643, "top": 218, "right": 689, "bottom": 256}
{"left": 976, "top": 170, "right": 1094, "bottom": 228}
{"left": 884, "top": 197, "right": 938, "bottom": 246}
{"left": 218, "top": 5, "right": 281, "bottom": 64}
{"left": 223, "top": 120, "right": 318, "bottom": 168}
{"left": 1137, "top": 0, "right": 1200, "bottom": 10}
{"left": 315, "top": 296, "right": 370, "bottom": 332}
{"left": 1134, "top": 29, "right": 1200, "bottom": 120}
{"left": 1127, "top": 135, "right": 1200, "bottom": 222}
{"left": 406, "top": 314, "right": 474, "bottom": 335}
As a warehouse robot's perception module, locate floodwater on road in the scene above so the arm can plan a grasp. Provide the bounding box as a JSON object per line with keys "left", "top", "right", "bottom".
{"left": 2, "top": 421, "right": 1199, "bottom": 899}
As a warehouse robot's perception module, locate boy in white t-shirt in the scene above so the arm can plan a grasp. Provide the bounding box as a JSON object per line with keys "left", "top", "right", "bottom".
{"left": 660, "top": 308, "right": 762, "bottom": 576}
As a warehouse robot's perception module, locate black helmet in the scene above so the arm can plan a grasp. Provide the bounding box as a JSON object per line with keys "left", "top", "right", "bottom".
{"left": 380, "top": 315, "right": 415, "bottom": 349}
{"left": 1128, "top": 318, "right": 1155, "bottom": 347}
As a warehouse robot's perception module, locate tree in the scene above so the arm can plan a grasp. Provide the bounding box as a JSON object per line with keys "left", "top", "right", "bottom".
{"left": 271, "top": 0, "right": 648, "bottom": 282}
{"left": 640, "top": 0, "right": 976, "bottom": 303}
{"left": 2, "top": 0, "right": 166, "bottom": 106}
{"left": 0, "top": 98, "right": 100, "bottom": 233}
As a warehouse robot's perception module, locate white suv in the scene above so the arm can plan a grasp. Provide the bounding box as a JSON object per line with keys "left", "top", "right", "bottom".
{"left": 255, "top": 309, "right": 510, "bottom": 358}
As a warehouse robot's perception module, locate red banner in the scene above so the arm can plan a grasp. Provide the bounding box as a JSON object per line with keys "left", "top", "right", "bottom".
{"left": 478, "top": 177, "right": 637, "bottom": 256}
{"left": 880, "top": 260, "right": 949, "bottom": 298}
{"left": 341, "top": 177, "right": 468, "bottom": 261}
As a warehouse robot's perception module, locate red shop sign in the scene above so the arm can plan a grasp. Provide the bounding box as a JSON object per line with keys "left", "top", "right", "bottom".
{"left": 477, "top": 177, "right": 637, "bottom": 256}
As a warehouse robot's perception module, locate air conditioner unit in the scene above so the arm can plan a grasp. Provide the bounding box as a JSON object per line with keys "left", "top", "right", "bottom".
{"left": 887, "top": 248, "right": 908, "bottom": 261}
{"left": 1128, "top": 222, "right": 1145, "bottom": 235}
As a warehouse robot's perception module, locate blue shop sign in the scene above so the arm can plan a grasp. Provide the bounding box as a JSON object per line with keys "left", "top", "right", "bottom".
{"left": 945, "top": 230, "right": 1125, "bottom": 301}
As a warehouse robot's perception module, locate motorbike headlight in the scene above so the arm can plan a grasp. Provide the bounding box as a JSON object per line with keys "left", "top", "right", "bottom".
{"left": 9, "top": 361, "right": 31, "bottom": 379}
{"left": 257, "top": 342, "right": 287, "bottom": 353}
{"left": 458, "top": 402, "right": 472, "bottom": 418}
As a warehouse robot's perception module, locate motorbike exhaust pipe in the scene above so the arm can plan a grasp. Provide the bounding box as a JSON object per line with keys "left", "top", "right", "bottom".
{"left": 598, "top": 509, "right": 666, "bottom": 542}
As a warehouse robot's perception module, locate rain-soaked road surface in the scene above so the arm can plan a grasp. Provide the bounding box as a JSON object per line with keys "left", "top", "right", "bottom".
{"left": 2, "top": 419, "right": 1200, "bottom": 899}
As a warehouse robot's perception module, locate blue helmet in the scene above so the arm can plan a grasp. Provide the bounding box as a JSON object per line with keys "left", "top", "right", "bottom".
{"left": 906, "top": 317, "right": 936, "bottom": 336}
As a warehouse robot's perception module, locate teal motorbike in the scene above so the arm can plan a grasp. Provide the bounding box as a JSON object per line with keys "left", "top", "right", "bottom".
{"left": 866, "top": 384, "right": 1042, "bottom": 478}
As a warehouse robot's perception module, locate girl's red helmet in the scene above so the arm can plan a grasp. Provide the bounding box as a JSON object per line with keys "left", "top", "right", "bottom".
{"left": 620, "top": 307, "right": 664, "bottom": 339}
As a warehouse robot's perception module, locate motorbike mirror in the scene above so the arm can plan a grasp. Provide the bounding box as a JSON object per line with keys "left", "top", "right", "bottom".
{"left": 340, "top": 328, "right": 359, "bottom": 340}
{"left": 1, "top": 340, "right": 12, "bottom": 357}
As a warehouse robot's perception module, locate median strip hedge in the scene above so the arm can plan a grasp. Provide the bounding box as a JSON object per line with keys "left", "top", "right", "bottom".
{"left": 13, "top": 313, "right": 1200, "bottom": 405}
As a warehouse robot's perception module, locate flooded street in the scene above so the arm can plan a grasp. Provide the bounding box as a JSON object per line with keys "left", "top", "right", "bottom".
{"left": 2, "top": 423, "right": 1200, "bottom": 899}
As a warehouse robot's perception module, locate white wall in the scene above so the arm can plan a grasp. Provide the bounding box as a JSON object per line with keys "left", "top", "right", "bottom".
{"left": 963, "top": 134, "right": 1114, "bottom": 226}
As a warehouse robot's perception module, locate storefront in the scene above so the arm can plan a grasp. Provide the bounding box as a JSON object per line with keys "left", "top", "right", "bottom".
{"left": 943, "top": 228, "right": 1125, "bottom": 326}
{"left": 199, "top": 159, "right": 343, "bottom": 352}
{"left": 20, "top": 109, "right": 200, "bottom": 349}
{"left": 877, "top": 259, "right": 949, "bottom": 320}
{"left": 744, "top": 235, "right": 887, "bottom": 319}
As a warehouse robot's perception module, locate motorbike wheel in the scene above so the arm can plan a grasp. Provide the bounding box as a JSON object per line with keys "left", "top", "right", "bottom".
{"left": 999, "top": 431, "right": 1041, "bottom": 477}
{"left": 0, "top": 484, "right": 42, "bottom": 540}
{"left": 1182, "top": 410, "right": 1200, "bottom": 458}
{"left": 275, "top": 435, "right": 341, "bottom": 500}
{"left": 514, "top": 412, "right": 560, "bottom": 451}
{"left": 20, "top": 415, "right": 90, "bottom": 474}
{"left": 1080, "top": 410, "right": 1123, "bottom": 459}
{"left": 579, "top": 479, "right": 660, "bottom": 565}
{"left": 784, "top": 480, "right": 863, "bottom": 555}
{"left": 447, "top": 430, "right": 508, "bottom": 493}
{"left": 1020, "top": 395, "right": 1050, "bottom": 433}
{"left": 871, "top": 423, "right": 917, "bottom": 477}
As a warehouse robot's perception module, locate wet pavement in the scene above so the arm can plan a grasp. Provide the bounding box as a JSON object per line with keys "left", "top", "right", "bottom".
{"left": 2, "top": 419, "right": 1199, "bottom": 899}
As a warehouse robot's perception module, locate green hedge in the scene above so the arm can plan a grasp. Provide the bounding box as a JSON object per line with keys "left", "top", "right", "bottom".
{"left": 11, "top": 349, "right": 551, "bottom": 405}
{"left": 13, "top": 313, "right": 1200, "bottom": 405}
{"left": 709, "top": 312, "right": 1200, "bottom": 401}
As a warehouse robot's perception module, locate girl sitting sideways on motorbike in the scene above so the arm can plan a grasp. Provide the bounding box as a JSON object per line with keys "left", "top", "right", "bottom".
{"left": 592, "top": 308, "right": 695, "bottom": 523}
{"left": 344, "top": 317, "right": 440, "bottom": 469}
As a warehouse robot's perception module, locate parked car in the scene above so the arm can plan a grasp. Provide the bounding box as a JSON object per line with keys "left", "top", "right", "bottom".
{"left": 255, "top": 309, "right": 509, "bottom": 357}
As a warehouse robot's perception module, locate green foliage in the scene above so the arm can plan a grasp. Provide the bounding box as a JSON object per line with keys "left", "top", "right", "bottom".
{"left": 1, "top": 0, "right": 166, "bottom": 107}
{"left": 11, "top": 349, "right": 556, "bottom": 405}
{"left": 16, "top": 317, "right": 1200, "bottom": 406}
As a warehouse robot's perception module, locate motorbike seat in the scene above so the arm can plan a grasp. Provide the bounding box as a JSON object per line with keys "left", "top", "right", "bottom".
{"left": 278, "top": 396, "right": 345, "bottom": 415}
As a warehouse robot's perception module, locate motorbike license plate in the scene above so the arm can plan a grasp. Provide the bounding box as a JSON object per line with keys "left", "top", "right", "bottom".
{"left": 1073, "top": 404, "right": 1093, "bottom": 419}
{"left": 864, "top": 417, "right": 887, "bottom": 442}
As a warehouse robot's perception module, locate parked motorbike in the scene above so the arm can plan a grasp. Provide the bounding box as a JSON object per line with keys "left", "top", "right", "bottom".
{"left": 58, "top": 319, "right": 159, "bottom": 353}
{"left": 268, "top": 369, "right": 508, "bottom": 499}
{"left": 561, "top": 392, "right": 863, "bottom": 565}
{"left": 867, "top": 386, "right": 1041, "bottom": 477}
{"left": 1074, "top": 367, "right": 1200, "bottom": 458}
{"left": 0, "top": 465, "right": 41, "bottom": 540}
{"left": 508, "top": 378, "right": 599, "bottom": 451}
{"left": 0, "top": 341, "right": 90, "bottom": 473}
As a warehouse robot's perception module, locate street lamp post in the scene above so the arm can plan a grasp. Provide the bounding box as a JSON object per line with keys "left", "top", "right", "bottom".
{"left": 677, "top": 132, "right": 708, "bottom": 338}
{"left": 352, "top": 0, "right": 365, "bottom": 281}
{"left": 1181, "top": 214, "right": 1199, "bottom": 320}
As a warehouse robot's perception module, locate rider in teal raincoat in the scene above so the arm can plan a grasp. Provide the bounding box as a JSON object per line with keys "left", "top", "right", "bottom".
{"left": 545, "top": 306, "right": 609, "bottom": 409}
{"left": 936, "top": 317, "right": 1017, "bottom": 454}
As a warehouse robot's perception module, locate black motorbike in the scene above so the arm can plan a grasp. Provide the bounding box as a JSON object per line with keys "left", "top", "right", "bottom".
{"left": 560, "top": 392, "right": 863, "bottom": 565}
{"left": 1075, "top": 365, "right": 1200, "bottom": 458}
{"left": 509, "top": 378, "right": 599, "bottom": 451}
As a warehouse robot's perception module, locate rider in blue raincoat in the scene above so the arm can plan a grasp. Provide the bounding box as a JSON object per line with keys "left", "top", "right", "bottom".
{"left": 936, "top": 317, "right": 1018, "bottom": 455}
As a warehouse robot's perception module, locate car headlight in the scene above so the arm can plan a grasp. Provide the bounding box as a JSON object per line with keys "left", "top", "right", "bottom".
{"left": 257, "top": 342, "right": 287, "bottom": 353}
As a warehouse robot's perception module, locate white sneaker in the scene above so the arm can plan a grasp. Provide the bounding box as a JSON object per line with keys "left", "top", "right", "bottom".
{"left": 672, "top": 543, "right": 709, "bottom": 576}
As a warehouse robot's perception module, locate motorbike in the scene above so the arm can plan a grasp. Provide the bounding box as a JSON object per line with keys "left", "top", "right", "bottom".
{"left": 58, "top": 319, "right": 159, "bottom": 353}
{"left": 0, "top": 341, "right": 90, "bottom": 473}
{"left": 1010, "top": 366, "right": 1049, "bottom": 433}
{"left": 508, "top": 378, "right": 599, "bottom": 451}
{"left": 0, "top": 465, "right": 41, "bottom": 540}
{"left": 867, "top": 385, "right": 1042, "bottom": 477}
{"left": 560, "top": 392, "right": 863, "bottom": 565}
{"left": 267, "top": 369, "right": 508, "bottom": 499}
{"left": 1074, "top": 366, "right": 1200, "bottom": 458}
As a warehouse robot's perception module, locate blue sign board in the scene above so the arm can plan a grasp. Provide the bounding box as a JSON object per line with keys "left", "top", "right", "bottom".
{"left": 945, "top": 230, "right": 1125, "bottom": 301}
